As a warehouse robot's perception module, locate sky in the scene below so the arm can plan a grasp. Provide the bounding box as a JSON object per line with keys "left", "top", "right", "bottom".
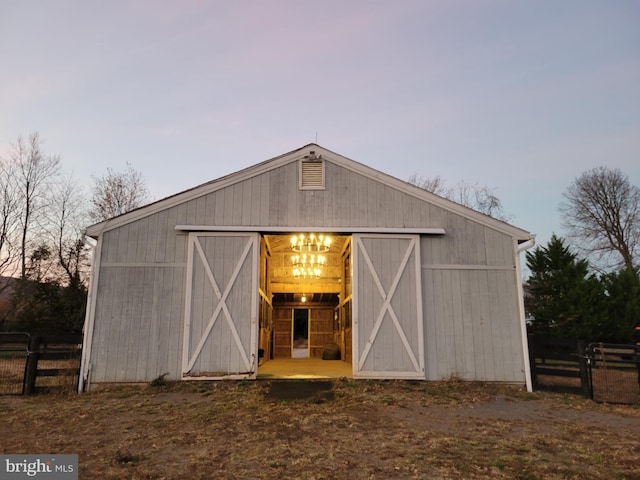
{"left": 1, "top": 0, "right": 638, "bottom": 250}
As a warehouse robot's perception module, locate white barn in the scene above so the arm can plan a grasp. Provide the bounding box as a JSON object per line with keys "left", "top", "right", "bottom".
{"left": 79, "top": 144, "right": 534, "bottom": 390}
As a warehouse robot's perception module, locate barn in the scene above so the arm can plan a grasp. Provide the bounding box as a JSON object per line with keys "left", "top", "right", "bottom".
{"left": 79, "top": 144, "right": 535, "bottom": 391}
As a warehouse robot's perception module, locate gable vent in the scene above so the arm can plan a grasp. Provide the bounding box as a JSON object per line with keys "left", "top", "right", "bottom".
{"left": 300, "top": 160, "right": 325, "bottom": 189}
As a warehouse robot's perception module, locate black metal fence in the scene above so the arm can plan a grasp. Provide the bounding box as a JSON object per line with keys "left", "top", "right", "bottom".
{"left": 0, "top": 332, "right": 31, "bottom": 394}
{"left": 528, "top": 336, "right": 640, "bottom": 404}
{"left": 0, "top": 333, "right": 82, "bottom": 395}
{"left": 587, "top": 343, "right": 640, "bottom": 405}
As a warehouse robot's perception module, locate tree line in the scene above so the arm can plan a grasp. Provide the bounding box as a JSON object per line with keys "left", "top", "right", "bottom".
{"left": 1, "top": 132, "right": 637, "bottom": 343}
{"left": 0, "top": 132, "right": 150, "bottom": 334}
{"left": 412, "top": 166, "right": 640, "bottom": 344}
{"left": 525, "top": 166, "right": 639, "bottom": 343}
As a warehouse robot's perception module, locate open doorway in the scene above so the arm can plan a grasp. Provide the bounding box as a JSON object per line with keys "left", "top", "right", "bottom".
{"left": 292, "top": 309, "right": 309, "bottom": 357}
{"left": 257, "top": 233, "right": 353, "bottom": 378}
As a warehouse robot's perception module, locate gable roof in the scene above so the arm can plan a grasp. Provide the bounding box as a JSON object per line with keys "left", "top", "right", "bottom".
{"left": 85, "top": 143, "right": 532, "bottom": 242}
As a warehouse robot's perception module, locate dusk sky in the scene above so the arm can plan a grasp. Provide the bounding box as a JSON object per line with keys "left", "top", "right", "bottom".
{"left": 1, "top": 1, "right": 638, "bottom": 251}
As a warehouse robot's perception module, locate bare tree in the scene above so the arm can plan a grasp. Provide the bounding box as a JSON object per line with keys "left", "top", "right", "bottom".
{"left": 408, "top": 174, "right": 512, "bottom": 221}
{"left": 89, "top": 163, "right": 151, "bottom": 222}
{"left": 7, "top": 133, "right": 61, "bottom": 278}
{"left": 560, "top": 166, "right": 639, "bottom": 271}
{"left": 45, "top": 173, "right": 90, "bottom": 286}
{"left": 0, "top": 157, "right": 20, "bottom": 283}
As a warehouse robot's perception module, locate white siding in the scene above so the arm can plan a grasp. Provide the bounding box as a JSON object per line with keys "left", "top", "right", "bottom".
{"left": 85, "top": 146, "right": 529, "bottom": 385}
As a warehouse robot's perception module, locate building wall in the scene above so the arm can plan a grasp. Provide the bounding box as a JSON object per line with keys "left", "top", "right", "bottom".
{"left": 421, "top": 223, "right": 525, "bottom": 382}
{"left": 86, "top": 158, "right": 526, "bottom": 384}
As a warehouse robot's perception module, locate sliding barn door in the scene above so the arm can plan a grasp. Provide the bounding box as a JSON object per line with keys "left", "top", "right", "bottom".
{"left": 353, "top": 234, "right": 425, "bottom": 379}
{"left": 182, "top": 232, "right": 259, "bottom": 379}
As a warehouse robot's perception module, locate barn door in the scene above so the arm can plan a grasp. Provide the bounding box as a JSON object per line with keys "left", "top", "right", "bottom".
{"left": 352, "top": 234, "right": 425, "bottom": 378}
{"left": 182, "top": 232, "right": 259, "bottom": 379}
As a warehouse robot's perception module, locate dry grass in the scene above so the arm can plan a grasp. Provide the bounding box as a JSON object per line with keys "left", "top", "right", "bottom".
{"left": 1, "top": 379, "right": 639, "bottom": 479}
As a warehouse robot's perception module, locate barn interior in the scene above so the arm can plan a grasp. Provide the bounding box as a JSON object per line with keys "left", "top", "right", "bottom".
{"left": 257, "top": 233, "right": 353, "bottom": 378}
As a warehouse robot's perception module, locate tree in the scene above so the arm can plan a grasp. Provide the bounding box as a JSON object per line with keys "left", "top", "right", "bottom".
{"left": 599, "top": 267, "right": 640, "bottom": 343}
{"left": 0, "top": 133, "right": 88, "bottom": 334}
{"left": 89, "top": 163, "right": 151, "bottom": 222}
{"left": 408, "top": 174, "right": 511, "bottom": 221}
{"left": 524, "top": 235, "right": 605, "bottom": 340}
{"left": 0, "top": 156, "right": 20, "bottom": 284}
{"left": 7, "top": 133, "right": 61, "bottom": 278}
{"left": 45, "top": 173, "right": 90, "bottom": 286}
{"left": 4, "top": 277, "right": 85, "bottom": 334}
{"left": 560, "top": 166, "right": 640, "bottom": 271}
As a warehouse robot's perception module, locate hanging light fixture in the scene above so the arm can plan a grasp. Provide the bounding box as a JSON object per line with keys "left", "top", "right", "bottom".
{"left": 290, "top": 233, "right": 331, "bottom": 253}
{"left": 290, "top": 234, "right": 331, "bottom": 279}
{"left": 292, "top": 266, "right": 322, "bottom": 279}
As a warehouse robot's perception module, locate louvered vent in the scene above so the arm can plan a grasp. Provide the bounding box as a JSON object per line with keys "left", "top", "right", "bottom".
{"left": 300, "top": 160, "right": 325, "bottom": 189}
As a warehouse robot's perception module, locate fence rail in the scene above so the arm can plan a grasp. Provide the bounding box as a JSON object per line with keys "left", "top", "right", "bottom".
{"left": 527, "top": 336, "right": 589, "bottom": 396}
{"left": 0, "top": 333, "right": 82, "bottom": 395}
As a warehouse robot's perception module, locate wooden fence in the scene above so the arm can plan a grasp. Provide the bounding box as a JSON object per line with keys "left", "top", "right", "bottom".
{"left": 0, "top": 333, "right": 82, "bottom": 395}
{"left": 527, "top": 336, "right": 590, "bottom": 396}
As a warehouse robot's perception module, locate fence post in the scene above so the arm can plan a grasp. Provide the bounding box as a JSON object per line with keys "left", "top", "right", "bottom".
{"left": 576, "top": 339, "right": 590, "bottom": 398}
{"left": 23, "top": 335, "right": 41, "bottom": 395}
{"left": 527, "top": 335, "right": 538, "bottom": 389}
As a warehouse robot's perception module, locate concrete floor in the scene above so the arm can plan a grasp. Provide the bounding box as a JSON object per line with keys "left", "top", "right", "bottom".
{"left": 257, "top": 358, "right": 353, "bottom": 379}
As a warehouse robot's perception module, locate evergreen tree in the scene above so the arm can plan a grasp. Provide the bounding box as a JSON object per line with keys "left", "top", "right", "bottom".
{"left": 599, "top": 268, "right": 640, "bottom": 343}
{"left": 525, "top": 235, "right": 605, "bottom": 340}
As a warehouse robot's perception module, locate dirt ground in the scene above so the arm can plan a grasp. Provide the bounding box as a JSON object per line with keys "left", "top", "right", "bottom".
{"left": 1, "top": 379, "right": 639, "bottom": 479}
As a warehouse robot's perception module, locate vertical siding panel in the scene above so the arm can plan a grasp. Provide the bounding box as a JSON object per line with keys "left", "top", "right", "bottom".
{"left": 124, "top": 268, "right": 144, "bottom": 381}
{"left": 126, "top": 223, "right": 142, "bottom": 263}
{"left": 450, "top": 271, "right": 464, "bottom": 376}
{"left": 146, "top": 268, "right": 163, "bottom": 378}
{"left": 477, "top": 270, "right": 495, "bottom": 380}
{"left": 112, "top": 269, "right": 131, "bottom": 381}
{"left": 446, "top": 271, "right": 460, "bottom": 376}
{"left": 431, "top": 270, "right": 446, "bottom": 379}
{"left": 287, "top": 164, "right": 299, "bottom": 226}
{"left": 233, "top": 183, "right": 244, "bottom": 226}
{"left": 324, "top": 165, "right": 338, "bottom": 225}
{"left": 366, "top": 180, "right": 377, "bottom": 228}
{"left": 220, "top": 187, "right": 233, "bottom": 225}
{"left": 468, "top": 270, "right": 485, "bottom": 380}
{"left": 156, "top": 266, "right": 173, "bottom": 377}
{"left": 258, "top": 173, "right": 270, "bottom": 225}
{"left": 145, "top": 214, "right": 159, "bottom": 263}
{"left": 195, "top": 195, "right": 207, "bottom": 225}
{"left": 134, "top": 217, "right": 149, "bottom": 262}
{"left": 102, "top": 230, "right": 117, "bottom": 263}
{"left": 154, "top": 210, "right": 169, "bottom": 262}
{"left": 410, "top": 194, "right": 423, "bottom": 228}
{"left": 116, "top": 224, "right": 130, "bottom": 263}
{"left": 135, "top": 268, "right": 152, "bottom": 380}
{"left": 212, "top": 187, "right": 225, "bottom": 225}
{"left": 92, "top": 268, "right": 117, "bottom": 381}
{"left": 500, "top": 269, "right": 522, "bottom": 381}
{"left": 466, "top": 272, "right": 480, "bottom": 379}
{"left": 166, "top": 208, "right": 179, "bottom": 263}
{"left": 204, "top": 190, "right": 216, "bottom": 226}
{"left": 185, "top": 198, "right": 198, "bottom": 226}
{"left": 496, "top": 271, "right": 513, "bottom": 381}
{"left": 485, "top": 271, "right": 504, "bottom": 380}
{"left": 422, "top": 266, "right": 438, "bottom": 380}
{"left": 245, "top": 177, "right": 257, "bottom": 225}
{"left": 268, "top": 166, "right": 285, "bottom": 225}
{"left": 169, "top": 266, "right": 185, "bottom": 378}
